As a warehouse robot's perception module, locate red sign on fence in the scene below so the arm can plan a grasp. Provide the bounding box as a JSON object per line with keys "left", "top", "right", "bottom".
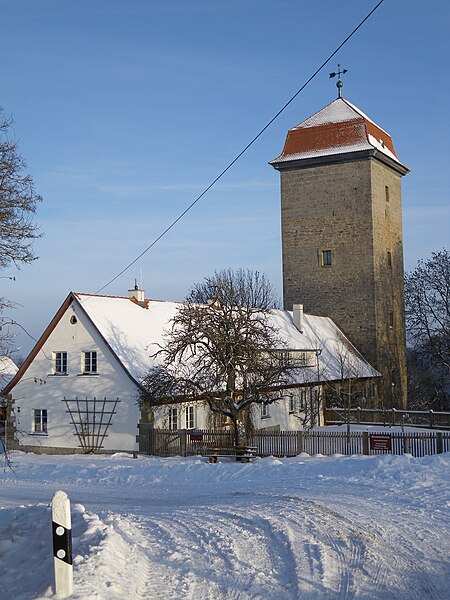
{"left": 369, "top": 433, "right": 392, "bottom": 451}
{"left": 189, "top": 433, "right": 204, "bottom": 442}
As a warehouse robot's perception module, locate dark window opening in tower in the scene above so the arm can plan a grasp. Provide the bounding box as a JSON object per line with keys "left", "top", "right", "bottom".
{"left": 321, "top": 250, "right": 332, "bottom": 267}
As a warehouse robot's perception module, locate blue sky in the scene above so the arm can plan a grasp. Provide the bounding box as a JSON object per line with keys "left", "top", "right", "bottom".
{"left": 1, "top": 0, "right": 449, "bottom": 356}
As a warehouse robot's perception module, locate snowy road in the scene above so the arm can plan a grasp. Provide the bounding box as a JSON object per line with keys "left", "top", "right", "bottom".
{"left": 1, "top": 452, "right": 449, "bottom": 599}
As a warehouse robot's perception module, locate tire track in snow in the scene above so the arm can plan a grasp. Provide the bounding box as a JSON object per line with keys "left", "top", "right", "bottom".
{"left": 90, "top": 502, "right": 302, "bottom": 599}
{"left": 70, "top": 492, "right": 448, "bottom": 600}
{"left": 203, "top": 508, "right": 301, "bottom": 599}
{"left": 256, "top": 496, "right": 387, "bottom": 599}
{"left": 105, "top": 515, "right": 188, "bottom": 599}
{"left": 294, "top": 495, "right": 445, "bottom": 599}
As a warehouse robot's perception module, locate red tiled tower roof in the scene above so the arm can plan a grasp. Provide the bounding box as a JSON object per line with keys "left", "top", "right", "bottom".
{"left": 270, "top": 98, "right": 408, "bottom": 172}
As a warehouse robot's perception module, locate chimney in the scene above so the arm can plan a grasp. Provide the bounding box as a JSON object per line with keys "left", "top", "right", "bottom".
{"left": 128, "top": 280, "right": 146, "bottom": 307}
{"left": 293, "top": 304, "right": 304, "bottom": 333}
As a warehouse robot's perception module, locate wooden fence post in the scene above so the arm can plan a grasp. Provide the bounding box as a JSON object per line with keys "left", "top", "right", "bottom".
{"left": 362, "top": 431, "right": 369, "bottom": 455}
{"left": 391, "top": 408, "right": 396, "bottom": 426}
{"left": 180, "top": 429, "right": 187, "bottom": 457}
{"left": 148, "top": 427, "right": 155, "bottom": 456}
{"left": 297, "top": 431, "right": 303, "bottom": 455}
{"left": 436, "top": 432, "right": 443, "bottom": 454}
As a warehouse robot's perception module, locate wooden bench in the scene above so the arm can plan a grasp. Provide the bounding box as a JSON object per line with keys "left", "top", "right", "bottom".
{"left": 208, "top": 446, "right": 257, "bottom": 463}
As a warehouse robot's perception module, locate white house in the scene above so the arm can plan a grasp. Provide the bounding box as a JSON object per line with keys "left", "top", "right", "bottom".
{"left": 0, "top": 355, "right": 18, "bottom": 387}
{"left": 2, "top": 288, "right": 379, "bottom": 454}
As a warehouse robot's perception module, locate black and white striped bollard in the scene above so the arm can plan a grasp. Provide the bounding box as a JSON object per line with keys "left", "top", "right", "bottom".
{"left": 51, "top": 491, "right": 73, "bottom": 597}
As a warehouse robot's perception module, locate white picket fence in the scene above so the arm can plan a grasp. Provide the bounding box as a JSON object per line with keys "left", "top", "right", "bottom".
{"left": 137, "top": 425, "right": 450, "bottom": 458}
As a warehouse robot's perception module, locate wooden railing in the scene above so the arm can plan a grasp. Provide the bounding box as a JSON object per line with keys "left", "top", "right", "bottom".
{"left": 137, "top": 425, "right": 450, "bottom": 458}
{"left": 325, "top": 407, "right": 450, "bottom": 430}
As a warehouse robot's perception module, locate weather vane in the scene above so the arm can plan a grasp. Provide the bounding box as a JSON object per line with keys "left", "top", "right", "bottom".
{"left": 329, "top": 64, "right": 348, "bottom": 98}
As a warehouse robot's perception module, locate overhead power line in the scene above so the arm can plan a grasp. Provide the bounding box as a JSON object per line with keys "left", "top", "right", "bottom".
{"left": 92, "top": 0, "right": 385, "bottom": 296}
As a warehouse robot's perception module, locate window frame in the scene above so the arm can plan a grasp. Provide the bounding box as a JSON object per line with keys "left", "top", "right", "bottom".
{"left": 299, "top": 390, "right": 307, "bottom": 412}
{"left": 168, "top": 407, "right": 178, "bottom": 431}
{"left": 274, "top": 350, "right": 315, "bottom": 368}
{"left": 261, "top": 403, "right": 270, "bottom": 419}
{"left": 389, "top": 310, "right": 394, "bottom": 328}
{"left": 53, "top": 351, "right": 68, "bottom": 375}
{"left": 32, "top": 409, "right": 48, "bottom": 434}
{"left": 288, "top": 395, "right": 296, "bottom": 414}
{"left": 321, "top": 249, "right": 332, "bottom": 267}
{"left": 82, "top": 351, "right": 98, "bottom": 375}
{"left": 185, "top": 406, "right": 195, "bottom": 429}
{"left": 387, "top": 250, "right": 392, "bottom": 269}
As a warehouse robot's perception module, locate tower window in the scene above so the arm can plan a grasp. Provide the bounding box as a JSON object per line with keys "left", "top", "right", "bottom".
{"left": 321, "top": 250, "right": 332, "bottom": 267}
{"left": 385, "top": 185, "right": 390, "bottom": 202}
{"left": 387, "top": 251, "right": 392, "bottom": 268}
{"left": 389, "top": 311, "right": 394, "bottom": 328}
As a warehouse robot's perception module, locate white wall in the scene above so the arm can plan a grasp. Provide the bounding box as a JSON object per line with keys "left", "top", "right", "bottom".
{"left": 152, "top": 402, "right": 210, "bottom": 430}
{"left": 11, "top": 301, "right": 140, "bottom": 452}
{"left": 151, "top": 386, "right": 323, "bottom": 433}
{"left": 252, "top": 387, "right": 323, "bottom": 431}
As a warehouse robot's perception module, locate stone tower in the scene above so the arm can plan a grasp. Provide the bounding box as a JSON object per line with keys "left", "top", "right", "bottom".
{"left": 270, "top": 97, "right": 409, "bottom": 408}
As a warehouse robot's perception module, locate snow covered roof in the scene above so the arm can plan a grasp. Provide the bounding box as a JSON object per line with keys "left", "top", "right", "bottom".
{"left": 73, "top": 293, "right": 378, "bottom": 386}
{"left": 0, "top": 355, "right": 18, "bottom": 388}
{"left": 270, "top": 98, "right": 408, "bottom": 171}
{"left": 4, "top": 292, "right": 379, "bottom": 395}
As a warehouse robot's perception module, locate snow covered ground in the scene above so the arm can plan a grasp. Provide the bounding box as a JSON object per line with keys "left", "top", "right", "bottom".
{"left": 1, "top": 450, "right": 449, "bottom": 599}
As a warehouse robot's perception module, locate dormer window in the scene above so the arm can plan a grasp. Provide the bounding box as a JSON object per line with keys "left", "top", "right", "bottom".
{"left": 274, "top": 350, "right": 315, "bottom": 368}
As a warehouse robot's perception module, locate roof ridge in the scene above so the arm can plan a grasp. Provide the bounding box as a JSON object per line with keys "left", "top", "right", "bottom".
{"left": 292, "top": 97, "right": 362, "bottom": 131}
{"left": 341, "top": 98, "right": 390, "bottom": 136}
{"left": 74, "top": 292, "right": 184, "bottom": 304}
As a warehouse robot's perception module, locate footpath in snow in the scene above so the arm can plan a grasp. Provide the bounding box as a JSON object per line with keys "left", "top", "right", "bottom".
{"left": 1, "top": 450, "right": 449, "bottom": 599}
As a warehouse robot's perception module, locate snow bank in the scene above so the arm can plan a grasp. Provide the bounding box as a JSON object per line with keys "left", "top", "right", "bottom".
{"left": 1, "top": 452, "right": 449, "bottom": 599}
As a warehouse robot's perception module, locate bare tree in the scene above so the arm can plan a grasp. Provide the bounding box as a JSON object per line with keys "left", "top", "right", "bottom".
{"left": 1, "top": 106, "right": 42, "bottom": 345}
{"left": 0, "top": 108, "right": 42, "bottom": 270}
{"left": 404, "top": 250, "right": 450, "bottom": 410}
{"left": 405, "top": 249, "right": 450, "bottom": 373}
{"left": 406, "top": 348, "right": 449, "bottom": 411}
{"left": 321, "top": 341, "right": 376, "bottom": 450}
{"left": 1, "top": 108, "right": 42, "bottom": 465}
{"left": 140, "top": 269, "right": 297, "bottom": 444}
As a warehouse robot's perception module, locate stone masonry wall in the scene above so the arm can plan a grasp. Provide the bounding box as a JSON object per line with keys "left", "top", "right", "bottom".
{"left": 280, "top": 157, "right": 407, "bottom": 408}
{"left": 370, "top": 160, "right": 407, "bottom": 407}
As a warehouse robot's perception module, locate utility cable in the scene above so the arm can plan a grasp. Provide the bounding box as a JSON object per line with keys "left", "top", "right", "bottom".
{"left": 91, "top": 0, "right": 385, "bottom": 297}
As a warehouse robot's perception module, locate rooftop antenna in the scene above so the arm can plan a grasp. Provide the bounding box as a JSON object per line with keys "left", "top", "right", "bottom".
{"left": 329, "top": 64, "right": 348, "bottom": 98}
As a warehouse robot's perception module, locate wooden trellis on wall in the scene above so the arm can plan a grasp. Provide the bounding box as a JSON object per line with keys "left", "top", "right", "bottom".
{"left": 63, "top": 396, "right": 120, "bottom": 453}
